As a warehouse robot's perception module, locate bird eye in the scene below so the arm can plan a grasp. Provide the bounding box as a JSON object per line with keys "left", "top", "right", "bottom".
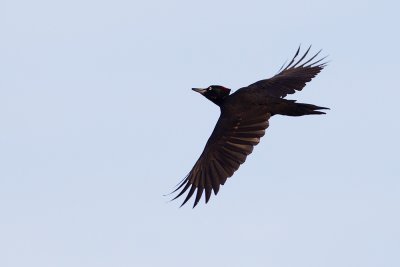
{"left": 208, "top": 87, "right": 212, "bottom": 91}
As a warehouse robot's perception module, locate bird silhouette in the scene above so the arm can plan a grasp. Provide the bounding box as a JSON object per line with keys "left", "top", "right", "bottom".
{"left": 171, "top": 46, "right": 329, "bottom": 208}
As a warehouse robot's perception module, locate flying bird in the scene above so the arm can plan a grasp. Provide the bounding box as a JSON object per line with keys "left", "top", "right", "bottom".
{"left": 171, "top": 46, "right": 329, "bottom": 208}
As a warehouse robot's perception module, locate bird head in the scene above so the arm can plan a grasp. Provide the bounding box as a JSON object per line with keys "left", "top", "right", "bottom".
{"left": 192, "top": 85, "right": 231, "bottom": 105}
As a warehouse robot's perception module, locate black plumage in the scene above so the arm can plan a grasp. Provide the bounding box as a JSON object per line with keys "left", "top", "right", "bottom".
{"left": 171, "top": 46, "right": 329, "bottom": 208}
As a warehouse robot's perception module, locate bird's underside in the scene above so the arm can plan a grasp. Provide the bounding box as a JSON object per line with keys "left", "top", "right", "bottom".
{"left": 171, "top": 46, "right": 329, "bottom": 208}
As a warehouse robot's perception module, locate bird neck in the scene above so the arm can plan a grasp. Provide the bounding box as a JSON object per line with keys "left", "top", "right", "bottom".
{"left": 208, "top": 95, "right": 228, "bottom": 106}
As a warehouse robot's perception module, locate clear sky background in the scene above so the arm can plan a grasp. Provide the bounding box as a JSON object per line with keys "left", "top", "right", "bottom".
{"left": 1, "top": 1, "right": 399, "bottom": 266}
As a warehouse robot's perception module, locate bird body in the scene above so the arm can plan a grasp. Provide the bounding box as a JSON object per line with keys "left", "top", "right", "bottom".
{"left": 172, "top": 46, "right": 328, "bottom": 208}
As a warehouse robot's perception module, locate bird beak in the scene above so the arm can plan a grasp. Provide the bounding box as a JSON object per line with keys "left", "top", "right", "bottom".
{"left": 192, "top": 88, "right": 207, "bottom": 94}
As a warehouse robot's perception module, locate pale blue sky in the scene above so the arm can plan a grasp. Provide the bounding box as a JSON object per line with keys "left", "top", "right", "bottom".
{"left": 1, "top": 1, "right": 399, "bottom": 266}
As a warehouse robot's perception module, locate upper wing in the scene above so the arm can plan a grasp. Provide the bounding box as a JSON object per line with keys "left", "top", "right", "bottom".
{"left": 172, "top": 107, "right": 271, "bottom": 208}
{"left": 245, "top": 46, "right": 327, "bottom": 98}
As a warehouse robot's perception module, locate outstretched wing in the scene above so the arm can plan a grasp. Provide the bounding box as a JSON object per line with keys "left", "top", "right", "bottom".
{"left": 246, "top": 46, "right": 327, "bottom": 98}
{"left": 172, "top": 107, "right": 271, "bottom": 208}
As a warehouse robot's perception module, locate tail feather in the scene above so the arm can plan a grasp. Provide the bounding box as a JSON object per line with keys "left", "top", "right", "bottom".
{"left": 273, "top": 99, "right": 329, "bottom": 116}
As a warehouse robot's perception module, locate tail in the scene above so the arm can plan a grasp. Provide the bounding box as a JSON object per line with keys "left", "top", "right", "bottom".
{"left": 272, "top": 99, "right": 329, "bottom": 116}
